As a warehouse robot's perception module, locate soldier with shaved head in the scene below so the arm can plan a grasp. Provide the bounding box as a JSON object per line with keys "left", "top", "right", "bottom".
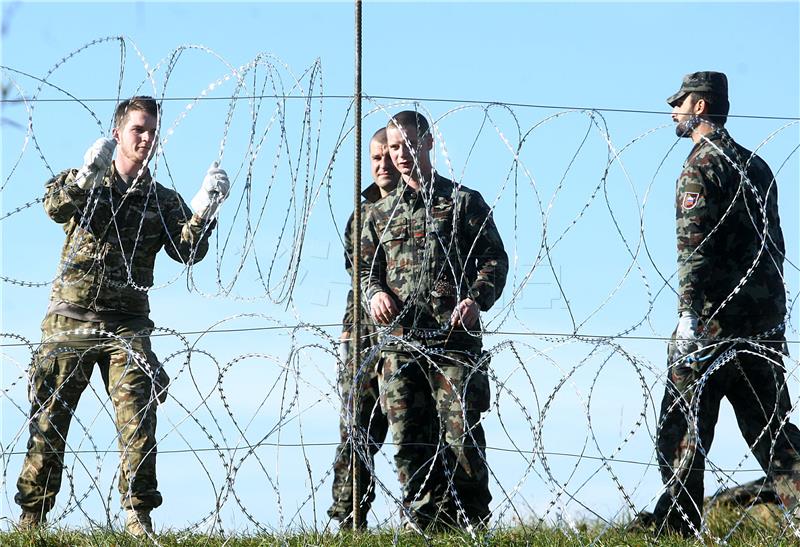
{"left": 328, "top": 127, "right": 400, "bottom": 530}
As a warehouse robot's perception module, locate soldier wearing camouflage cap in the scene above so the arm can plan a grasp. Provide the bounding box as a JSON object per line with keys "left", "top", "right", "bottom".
{"left": 632, "top": 72, "right": 800, "bottom": 537}
{"left": 665, "top": 70, "right": 729, "bottom": 111}
{"left": 15, "top": 96, "right": 230, "bottom": 537}
{"left": 360, "top": 110, "right": 508, "bottom": 531}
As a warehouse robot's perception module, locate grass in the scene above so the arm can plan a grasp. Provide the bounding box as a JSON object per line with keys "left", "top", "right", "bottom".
{"left": 0, "top": 528, "right": 795, "bottom": 546}
{"left": 1, "top": 506, "right": 795, "bottom": 546}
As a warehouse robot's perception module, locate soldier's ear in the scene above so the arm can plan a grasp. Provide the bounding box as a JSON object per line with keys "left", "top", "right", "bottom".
{"left": 693, "top": 98, "right": 708, "bottom": 117}
{"left": 112, "top": 126, "right": 121, "bottom": 144}
{"left": 422, "top": 133, "right": 433, "bottom": 151}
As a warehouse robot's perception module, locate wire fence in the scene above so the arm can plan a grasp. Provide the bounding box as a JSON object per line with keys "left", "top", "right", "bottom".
{"left": 1, "top": 36, "right": 799, "bottom": 543}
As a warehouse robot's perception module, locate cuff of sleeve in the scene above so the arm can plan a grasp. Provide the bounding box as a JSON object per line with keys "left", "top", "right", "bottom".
{"left": 342, "top": 312, "right": 354, "bottom": 330}
{"left": 189, "top": 213, "right": 216, "bottom": 231}
{"left": 365, "top": 285, "right": 384, "bottom": 302}
{"left": 470, "top": 286, "right": 495, "bottom": 312}
{"left": 63, "top": 170, "right": 88, "bottom": 193}
{"left": 678, "top": 292, "right": 703, "bottom": 315}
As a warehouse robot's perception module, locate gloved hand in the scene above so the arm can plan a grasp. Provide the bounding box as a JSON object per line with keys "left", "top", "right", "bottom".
{"left": 75, "top": 137, "right": 116, "bottom": 190}
{"left": 338, "top": 338, "right": 351, "bottom": 366}
{"left": 191, "top": 162, "right": 230, "bottom": 220}
{"left": 675, "top": 310, "right": 700, "bottom": 356}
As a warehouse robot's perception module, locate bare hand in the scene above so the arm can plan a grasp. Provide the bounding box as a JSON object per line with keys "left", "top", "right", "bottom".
{"left": 370, "top": 291, "right": 399, "bottom": 325}
{"left": 450, "top": 298, "right": 480, "bottom": 329}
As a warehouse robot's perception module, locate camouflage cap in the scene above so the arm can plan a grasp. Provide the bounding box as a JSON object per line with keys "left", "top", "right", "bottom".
{"left": 667, "top": 71, "right": 728, "bottom": 107}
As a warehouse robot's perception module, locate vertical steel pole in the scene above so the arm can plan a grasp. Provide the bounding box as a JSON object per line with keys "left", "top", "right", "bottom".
{"left": 351, "top": 0, "right": 363, "bottom": 532}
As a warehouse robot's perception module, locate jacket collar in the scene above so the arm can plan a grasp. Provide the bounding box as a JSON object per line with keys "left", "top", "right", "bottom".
{"left": 392, "top": 171, "right": 453, "bottom": 202}
{"left": 361, "top": 182, "right": 383, "bottom": 204}
{"left": 106, "top": 162, "right": 153, "bottom": 196}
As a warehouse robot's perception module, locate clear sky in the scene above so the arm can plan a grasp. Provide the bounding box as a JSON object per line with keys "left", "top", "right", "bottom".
{"left": 1, "top": 0, "right": 798, "bottom": 534}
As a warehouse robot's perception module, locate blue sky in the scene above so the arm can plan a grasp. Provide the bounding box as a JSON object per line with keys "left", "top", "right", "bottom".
{"left": 1, "top": 0, "right": 798, "bottom": 534}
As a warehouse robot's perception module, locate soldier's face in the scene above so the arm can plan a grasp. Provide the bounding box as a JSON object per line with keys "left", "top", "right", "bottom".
{"left": 113, "top": 110, "right": 158, "bottom": 167}
{"left": 387, "top": 125, "right": 432, "bottom": 180}
{"left": 672, "top": 94, "right": 699, "bottom": 138}
{"left": 370, "top": 139, "right": 399, "bottom": 195}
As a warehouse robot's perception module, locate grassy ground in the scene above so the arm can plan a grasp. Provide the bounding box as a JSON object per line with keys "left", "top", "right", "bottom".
{"left": 0, "top": 506, "right": 794, "bottom": 546}
{"left": 0, "top": 530, "right": 795, "bottom": 547}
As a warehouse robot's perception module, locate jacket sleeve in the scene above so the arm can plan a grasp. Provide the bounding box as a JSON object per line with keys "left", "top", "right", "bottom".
{"left": 462, "top": 191, "right": 508, "bottom": 311}
{"left": 343, "top": 211, "right": 356, "bottom": 277}
{"left": 43, "top": 169, "right": 90, "bottom": 223}
{"left": 676, "top": 152, "right": 723, "bottom": 315}
{"left": 359, "top": 209, "right": 388, "bottom": 302}
{"left": 341, "top": 212, "right": 356, "bottom": 329}
{"left": 160, "top": 190, "right": 215, "bottom": 265}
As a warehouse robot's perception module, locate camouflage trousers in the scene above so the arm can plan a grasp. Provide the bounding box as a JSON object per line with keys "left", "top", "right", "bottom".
{"left": 380, "top": 347, "right": 491, "bottom": 529}
{"left": 16, "top": 313, "right": 167, "bottom": 513}
{"left": 653, "top": 333, "right": 800, "bottom": 534}
{"left": 708, "top": 475, "right": 780, "bottom": 508}
{"left": 327, "top": 344, "right": 388, "bottom": 525}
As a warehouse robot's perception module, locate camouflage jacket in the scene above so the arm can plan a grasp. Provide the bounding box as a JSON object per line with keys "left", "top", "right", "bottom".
{"left": 675, "top": 128, "right": 786, "bottom": 336}
{"left": 342, "top": 183, "right": 382, "bottom": 340}
{"left": 45, "top": 163, "right": 214, "bottom": 316}
{"left": 360, "top": 174, "right": 508, "bottom": 347}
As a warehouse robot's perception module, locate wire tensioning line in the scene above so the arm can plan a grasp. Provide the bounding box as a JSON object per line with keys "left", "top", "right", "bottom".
{"left": 2, "top": 88, "right": 799, "bottom": 121}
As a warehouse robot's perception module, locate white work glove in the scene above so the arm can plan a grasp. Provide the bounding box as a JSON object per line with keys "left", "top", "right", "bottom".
{"left": 191, "top": 162, "right": 230, "bottom": 220}
{"left": 338, "top": 338, "right": 351, "bottom": 366}
{"left": 75, "top": 137, "right": 116, "bottom": 190}
{"left": 675, "top": 311, "right": 700, "bottom": 356}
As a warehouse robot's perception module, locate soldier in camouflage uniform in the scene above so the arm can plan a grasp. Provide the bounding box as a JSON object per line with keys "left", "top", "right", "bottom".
{"left": 635, "top": 72, "right": 800, "bottom": 536}
{"left": 15, "top": 96, "right": 229, "bottom": 536}
{"left": 327, "top": 128, "right": 398, "bottom": 529}
{"left": 360, "top": 111, "right": 508, "bottom": 531}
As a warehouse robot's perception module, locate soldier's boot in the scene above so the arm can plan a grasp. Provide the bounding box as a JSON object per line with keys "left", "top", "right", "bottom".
{"left": 626, "top": 510, "right": 656, "bottom": 533}
{"left": 17, "top": 510, "right": 46, "bottom": 531}
{"left": 401, "top": 513, "right": 428, "bottom": 536}
{"left": 627, "top": 509, "right": 696, "bottom": 538}
{"left": 337, "top": 513, "right": 368, "bottom": 532}
{"left": 125, "top": 508, "right": 154, "bottom": 537}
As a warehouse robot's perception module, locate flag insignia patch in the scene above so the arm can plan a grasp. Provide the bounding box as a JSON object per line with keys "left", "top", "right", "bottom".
{"left": 682, "top": 192, "right": 699, "bottom": 210}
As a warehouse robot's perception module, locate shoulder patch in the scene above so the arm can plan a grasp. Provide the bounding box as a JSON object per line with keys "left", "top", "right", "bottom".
{"left": 682, "top": 192, "right": 700, "bottom": 210}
